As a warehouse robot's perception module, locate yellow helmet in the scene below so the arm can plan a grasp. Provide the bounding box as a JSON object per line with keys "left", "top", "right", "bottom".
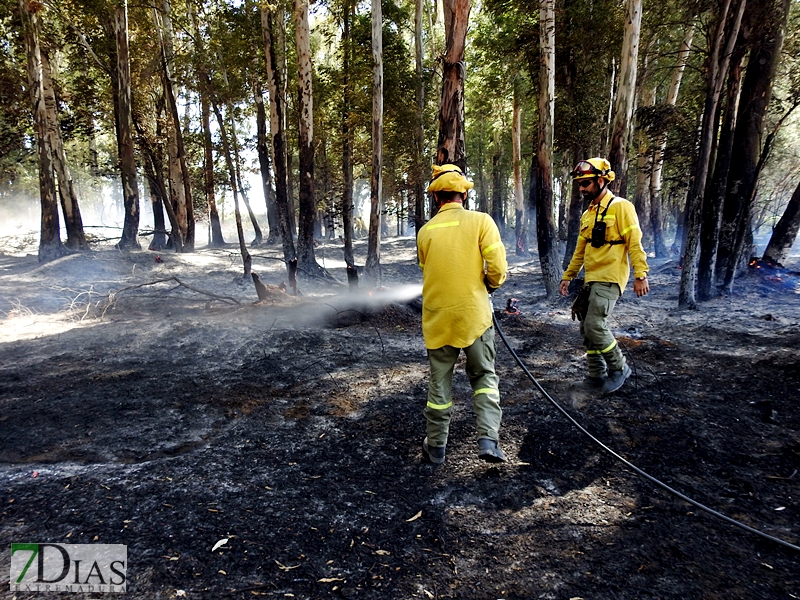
{"left": 571, "top": 157, "right": 616, "bottom": 181}
{"left": 427, "top": 164, "right": 475, "bottom": 194}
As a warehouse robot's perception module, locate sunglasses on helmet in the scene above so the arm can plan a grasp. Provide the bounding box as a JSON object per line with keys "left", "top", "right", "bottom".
{"left": 571, "top": 160, "right": 609, "bottom": 178}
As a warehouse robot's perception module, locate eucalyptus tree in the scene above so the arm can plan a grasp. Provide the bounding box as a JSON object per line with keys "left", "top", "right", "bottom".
{"left": 436, "top": 0, "right": 470, "bottom": 170}
{"left": 18, "top": 0, "right": 67, "bottom": 261}
{"left": 607, "top": 0, "right": 642, "bottom": 197}
{"left": 678, "top": 0, "right": 746, "bottom": 309}
{"left": 716, "top": 0, "right": 792, "bottom": 293}
{"left": 362, "top": 0, "right": 383, "bottom": 284}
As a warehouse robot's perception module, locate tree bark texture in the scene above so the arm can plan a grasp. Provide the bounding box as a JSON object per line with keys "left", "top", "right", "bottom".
{"left": 255, "top": 84, "right": 279, "bottom": 245}
{"left": 512, "top": 89, "right": 526, "bottom": 255}
{"left": 341, "top": 0, "right": 356, "bottom": 269}
{"left": 202, "top": 89, "right": 225, "bottom": 246}
{"left": 763, "top": 180, "right": 800, "bottom": 265}
{"left": 365, "top": 0, "right": 383, "bottom": 285}
{"left": 608, "top": 0, "right": 642, "bottom": 197}
{"left": 536, "top": 0, "right": 561, "bottom": 299}
{"left": 436, "top": 0, "right": 469, "bottom": 171}
{"left": 678, "top": 0, "right": 745, "bottom": 308}
{"left": 113, "top": 1, "right": 141, "bottom": 250}
{"left": 717, "top": 0, "right": 791, "bottom": 288}
{"left": 294, "top": 0, "right": 321, "bottom": 275}
{"left": 19, "top": 0, "right": 65, "bottom": 262}
{"left": 261, "top": 5, "right": 296, "bottom": 274}
{"left": 697, "top": 40, "right": 746, "bottom": 300}
{"left": 414, "top": 0, "right": 426, "bottom": 234}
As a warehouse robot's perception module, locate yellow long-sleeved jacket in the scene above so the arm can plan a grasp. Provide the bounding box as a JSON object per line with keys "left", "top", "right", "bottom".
{"left": 562, "top": 189, "right": 649, "bottom": 293}
{"left": 417, "top": 203, "right": 507, "bottom": 349}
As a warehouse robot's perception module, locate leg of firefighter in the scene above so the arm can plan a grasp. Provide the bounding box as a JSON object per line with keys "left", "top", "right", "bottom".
{"left": 424, "top": 345, "right": 460, "bottom": 448}
{"left": 581, "top": 283, "right": 626, "bottom": 375}
{"left": 464, "top": 327, "right": 502, "bottom": 443}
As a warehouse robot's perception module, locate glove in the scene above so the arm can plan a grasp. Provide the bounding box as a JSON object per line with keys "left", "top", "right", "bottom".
{"left": 571, "top": 285, "right": 591, "bottom": 321}
{"left": 484, "top": 275, "right": 498, "bottom": 294}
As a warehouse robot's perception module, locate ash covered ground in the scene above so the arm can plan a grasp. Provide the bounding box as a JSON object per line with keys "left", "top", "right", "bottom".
{"left": 1, "top": 236, "right": 799, "bottom": 599}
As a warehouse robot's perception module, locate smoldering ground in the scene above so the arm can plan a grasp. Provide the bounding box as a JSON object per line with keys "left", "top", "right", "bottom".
{"left": 1, "top": 237, "right": 799, "bottom": 599}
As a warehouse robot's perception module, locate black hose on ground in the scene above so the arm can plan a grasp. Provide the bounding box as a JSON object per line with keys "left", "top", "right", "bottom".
{"left": 492, "top": 313, "right": 800, "bottom": 553}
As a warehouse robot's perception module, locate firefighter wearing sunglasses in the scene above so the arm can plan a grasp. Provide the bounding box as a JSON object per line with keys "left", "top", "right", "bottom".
{"left": 559, "top": 158, "right": 650, "bottom": 395}
{"left": 417, "top": 164, "right": 508, "bottom": 464}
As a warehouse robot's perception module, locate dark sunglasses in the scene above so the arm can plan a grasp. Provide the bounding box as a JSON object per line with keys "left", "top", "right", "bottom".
{"left": 577, "top": 179, "right": 595, "bottom": 188}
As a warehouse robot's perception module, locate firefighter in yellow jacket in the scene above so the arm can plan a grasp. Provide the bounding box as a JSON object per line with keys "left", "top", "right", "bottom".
{"left": 417, "top": 164, "right": 508, "bottom": 464}
{"left": 560, "top": 158, "right": 650, "bottom": 394}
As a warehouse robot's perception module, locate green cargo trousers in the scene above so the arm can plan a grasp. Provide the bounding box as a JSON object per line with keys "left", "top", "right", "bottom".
{"left": 579, "top": 282, "right": 627, "bottom": 378}
{"left": 423, "top": 326, "right": 502, "bottom": 448}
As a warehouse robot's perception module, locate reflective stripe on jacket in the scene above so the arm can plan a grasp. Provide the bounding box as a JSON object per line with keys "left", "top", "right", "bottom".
{"left": 417, "top": 203, "right": 507, "bottom": 349}
{"left": 562, "top": 189, "right": 648, "bottom": 293}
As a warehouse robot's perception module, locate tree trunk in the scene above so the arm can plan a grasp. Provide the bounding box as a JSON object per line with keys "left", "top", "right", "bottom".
{"left": 650, "top": 27, "right": 693, "bottom": 259}
{"left": 763, "top": 179, "right": 800, "bottom": 265}
{"left": 341, "top": 0, "right": 356, "bottom": 272}
{"left": 294, "top": 0, "right": 322, "bottom": 276}
{"left": 512, "top": 87, "right": 526, "bottom": 255}
{"left": 19, "top": 0, "right": 65, "bottom": 262}
{"left": 201, "top": 89, "right": 225, "bottom": 246}
{"left": 536, "top": 0, "right": 560, "bottom": 299}
{"left": 678, "top": 0, "right": 745, "bottom": 308}
{"left": 189, "top": 0, "right": 224, "bottom": 247}
{"left": 113, "top": 1, "right": 141, "bottom": 250}
{"left": 696, "top": 37, "right": 746, "bottom": 300}
{"left": 211, "top": 100, "right": 251, "bottom": 278}
{"left": 260, "top": 5, "right": 296, "bottom": 276}
{"left": 563, "top": 147, "right": 585, "bottom": 269}
{"left": 255, "top": 82, "right": 279, "bottom": 245}
{"left": 227, "top": 104, "right": 263, "bottom": 246}
{"left": 365, "top": 0, "right": 383, "bottom": 285}
{"left": 608, "top": 0, "right": 642, "bottom": 197}
{"left": 436, "top": 0, "right": 469, "bottom": 170}
{"left": 154, "top": 0, "right": 194, "bottom": 251}
{"left": 40, "top": 48, "right": 88, "bottom": 251}
{"left": 718, "top": 0, "right": 791, "bottom": 290}
{"left": 414, "top": 0, "right": 426, "bottom": 234}
{"left": 633, "top": 82, "right": 655, "bottom": 249}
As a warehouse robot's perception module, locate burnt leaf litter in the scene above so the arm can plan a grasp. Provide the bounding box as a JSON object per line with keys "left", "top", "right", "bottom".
{"left": 1, "top": 237, "right": 799, "bottom": 599}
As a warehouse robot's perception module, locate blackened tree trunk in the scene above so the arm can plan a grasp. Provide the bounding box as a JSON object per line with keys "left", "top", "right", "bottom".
{"left": 696, "top": 35, "right": 747, "bottom": 300}
{"left": 490, "top": 128, "right": 504, "bottom": 235}
{"left": 563, "top": 147, "right": 585, "bottom": 270}
{"left": 261, "top": 4, "right": 296, "bottom": 276}
{"left": 763, "top": 180, "right": 800, "bottom": 265}
{"left": 211, "top": 100, "right": 251, "bottom": 278}
{"left": 113, "top": 1, "right": 140, "bottom": 250}
{"left": 436, "top": 0, "right": 469, "bottom": 171}
{"left": 414, "top": 0, "right": 426, "bottom": 233}
{"left": 201, "top": 89, "right": 225, "bottom": 246}
{"left": 365, "top": 0, "right": 383, "bottom": 285}
{"left": 512, "top": 87, "right": 526, "bottom": 255}
{"left": 295, "top": 0, "right": 324, "bottom": 277}
{"left": 19, "top": 0, "right": 65, "bottom": 262}
{"left": 536, "top": 0, "right": 560, "bottom": 299}
{"left": 255, "top": 82, "right": 279, "bottom": 245}
{"left": 678, "top": 0, "right": 745, "bottom": 308}
{"left": 341, "top": 0, "right": 356, "bottom": 271}
{"left": 718, "top": 0, "right": 791, "bottom": 290}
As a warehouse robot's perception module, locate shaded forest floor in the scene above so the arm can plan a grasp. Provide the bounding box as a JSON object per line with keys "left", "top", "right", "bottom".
{"left": 1, "top": 234, "right": 799, "bottom": 599}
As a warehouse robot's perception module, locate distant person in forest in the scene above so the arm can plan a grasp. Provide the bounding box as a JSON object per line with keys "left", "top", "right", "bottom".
{"left": 416, "top": 164, "right": 508, "bottom": 464}
{"left": 560, "top": 158, "right": 649, "bottom": 395}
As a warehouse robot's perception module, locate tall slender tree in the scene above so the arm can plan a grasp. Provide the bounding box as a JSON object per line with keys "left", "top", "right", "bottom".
{"left": 365, "top": 0, "right": 383, "bottom": 285}
{"left": 436, "top": 0, "right": 469, "bottom": 170}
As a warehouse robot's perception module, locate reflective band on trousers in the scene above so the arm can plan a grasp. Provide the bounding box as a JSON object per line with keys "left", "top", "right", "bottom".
{"left": 473, "top": 387, "right": 499, "bottom": 398}
{"left": 586, "top": 339, "right": 618, "bottom": 355}
{"left": 426, "top": 401, "right": 453, "bottom": 410}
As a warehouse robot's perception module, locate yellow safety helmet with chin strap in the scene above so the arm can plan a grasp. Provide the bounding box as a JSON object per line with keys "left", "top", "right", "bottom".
{"left": 427, "top": 164, "right": 475, "bottom": 194}
{"left": 571, "top": 157, "right": 616, "bottom": 182}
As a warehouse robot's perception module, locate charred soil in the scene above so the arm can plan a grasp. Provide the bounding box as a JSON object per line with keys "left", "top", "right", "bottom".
{"left": 1, "top": 237, "right": 799, "bottom": 599}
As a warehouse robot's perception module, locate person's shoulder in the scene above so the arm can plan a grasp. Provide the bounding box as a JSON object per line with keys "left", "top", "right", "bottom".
{"left": 611, "top": 196, "right": 636, "bottom": 212}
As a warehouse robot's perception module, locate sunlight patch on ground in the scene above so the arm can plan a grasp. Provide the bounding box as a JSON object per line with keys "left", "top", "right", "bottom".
{"left": 0, "top": 312, "right": 82, "bottom": 343}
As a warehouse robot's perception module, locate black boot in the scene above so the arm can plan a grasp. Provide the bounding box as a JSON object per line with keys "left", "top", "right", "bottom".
{"left": 477, "top": 438, "right": 507, "bottom": 463}
{"left": 422, "top": 437, "right": 446, "bottom": 464}
{"left": 602, "top": 364, "right": 631, "bottom": 395}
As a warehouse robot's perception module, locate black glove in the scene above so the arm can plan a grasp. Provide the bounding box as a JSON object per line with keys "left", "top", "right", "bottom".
{"left": 484, "top": 275, "right": 498, "bottom": 294}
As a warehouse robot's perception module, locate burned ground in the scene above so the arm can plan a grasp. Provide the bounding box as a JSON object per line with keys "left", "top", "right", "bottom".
{"left": 1, "top": 237, "right": 798, "bottom": 599}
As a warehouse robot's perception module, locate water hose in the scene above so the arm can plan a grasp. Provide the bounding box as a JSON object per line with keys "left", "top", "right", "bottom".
{"left": 492, "top": 313, "right": 800, "bottom": 553}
